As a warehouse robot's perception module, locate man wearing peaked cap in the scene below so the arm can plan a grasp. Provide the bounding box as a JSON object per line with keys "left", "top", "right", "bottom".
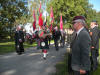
{"left": 72, "top": 16, "right": 90, "bottom": 32}
{"left": 72, "top": 16, "right": 87, "bottom": 26}
{"left": 92, "top": 20, "right": 97, "bottom": 22}
{"left": 73, "top": 16, "right": 86, "bottom": 21}
{"left": 90, "top": 20, "right": 100, "bottom": 71}
{"left": 70, "top": 16, "right": 91, "bottom": 75}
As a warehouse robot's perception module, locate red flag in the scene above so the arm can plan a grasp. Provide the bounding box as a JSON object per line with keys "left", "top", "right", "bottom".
{"left": 60, "top": 14, "right": 63, "bottom": 30}
{"left": 33, "top": 10, "right": 36, "bottom": 30}
{"left": 40, "top": 31, "right": 44, "bottom": 37}
{"left": 50, "top": 7, "right": 54, "bottom": 23}
{"left": 50, "top": 7, "right": 54, "bottom": 31}
{"left": 38, "top": 1, "right": 43, "bottom": 27}
{"left": 38, "top": 12, "right": 43, "bottom": 27}
{"left": 33, "top": 21, "right": 36, "bottom": 30}
{"left": 39, "top": 1, "right": 41, "bottom": 14}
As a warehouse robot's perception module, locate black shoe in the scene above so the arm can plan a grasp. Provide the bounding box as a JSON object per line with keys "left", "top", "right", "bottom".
{"left": 18, "top": 53, "right": 22, "bottom": 55}
{"left": 37, "top": 47, "right": 40, "bottom": 49}
{"left": 56, "top": 48, "right": 59, "bottom": 51}
{"left": 21, "top": 50, "right": 24, "bottom": 53}
{"left": 43, "top": 57, "right": 46, "bottom": 60}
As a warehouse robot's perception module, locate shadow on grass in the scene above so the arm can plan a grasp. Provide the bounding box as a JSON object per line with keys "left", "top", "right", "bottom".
{"left": 53, "top": 53, "right": 100, "bottom": 75}
{"left": 90, "top": 64, "right": 100, "bottom": 75}
{"left": 0, "top": 42, "right": 37, "bottom": 55}
{"left": 54, "top": 53, "right": 68, "bottom": 75}
{"left": 0, "top": 44, "right": 15, "bottom": 54}
{"left": 0, "top": 39, "right": 14, "bottom": 43}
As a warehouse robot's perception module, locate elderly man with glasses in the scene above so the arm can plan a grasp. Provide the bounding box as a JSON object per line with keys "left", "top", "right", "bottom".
{"left": 71, "top": 16, "right": 91, "bottom": 75}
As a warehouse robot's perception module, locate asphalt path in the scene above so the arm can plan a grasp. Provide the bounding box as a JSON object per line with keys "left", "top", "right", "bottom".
{"left": 0, "top": 44, "right": 67, "bottom": 75}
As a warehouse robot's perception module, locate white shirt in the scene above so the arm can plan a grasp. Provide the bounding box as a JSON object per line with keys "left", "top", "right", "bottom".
{"left": 91, "top": 24, "right": 97, "bottom": 29}
{"left": 77, "top": 27, "right": 84, "bottom": 35}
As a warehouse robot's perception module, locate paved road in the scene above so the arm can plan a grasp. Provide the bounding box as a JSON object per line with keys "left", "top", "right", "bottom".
{"left": 0, "top": 45, "right": 67, "bottom": 75}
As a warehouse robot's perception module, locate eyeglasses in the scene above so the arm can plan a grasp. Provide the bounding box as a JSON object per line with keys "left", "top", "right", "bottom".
{"left": 72, "top": 22, "right": 77, "bottom": 25}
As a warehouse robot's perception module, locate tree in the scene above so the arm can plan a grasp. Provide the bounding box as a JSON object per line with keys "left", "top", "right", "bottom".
{"left": 28, "top": 0, "right": 45, "bottom": 23}
{"left": 47, "top": 0, "right": 96, "bottom": 28}
{"left": 0, "top": 0, "right": 27, "bottom": 39}
{"left": 96, "top": 12, "right": 100, "bottom": 28}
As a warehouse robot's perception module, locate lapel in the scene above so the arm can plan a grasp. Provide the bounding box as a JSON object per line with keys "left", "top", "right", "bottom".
{"left": 77, "top": 28, "right": 86, "bottom": 37}
{"left": 70, "top": 32, "right": 77, "bottom": 48}
{"left": 71, "top": 28, "right": 85, "bottom": 48}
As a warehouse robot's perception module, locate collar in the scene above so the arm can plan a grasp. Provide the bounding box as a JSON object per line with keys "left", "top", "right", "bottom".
{"left": 91, "top": 25, "right": 97, "bottom": 29}
{"left": 77, "top": 27, "right": 84, "bottom": 35}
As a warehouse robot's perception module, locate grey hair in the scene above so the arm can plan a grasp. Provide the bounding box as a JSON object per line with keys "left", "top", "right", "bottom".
{"left": 74, "top": 19, "right": 86, "bottom": 26}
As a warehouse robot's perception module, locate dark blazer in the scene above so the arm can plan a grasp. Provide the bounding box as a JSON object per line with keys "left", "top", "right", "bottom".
{"left": 52, "top": 30, "right": 61, "bottom": 40}
{"left": 90, "top": 26, "right": 100, "bottom": 50}
{"left": 71, "top": 28, "right": 91, "bottom": 71}
{"left": 15, "top": 30, "right": 24, "bottom": 45}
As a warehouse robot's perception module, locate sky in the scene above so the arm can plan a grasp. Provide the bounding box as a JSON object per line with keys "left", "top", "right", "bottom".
{"left": 89, "top": 0, "right": 100, "bottom": 12}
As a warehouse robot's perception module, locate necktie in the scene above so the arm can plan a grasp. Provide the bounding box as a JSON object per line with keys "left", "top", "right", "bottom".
{"left": 75, "top": 33, "right": 77, "bottom": 40}
{"left": 70, "top": 32, "right": 77, "bottom": 48}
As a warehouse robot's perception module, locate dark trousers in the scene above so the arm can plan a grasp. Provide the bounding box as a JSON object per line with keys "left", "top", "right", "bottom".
{"left": 68, "top": 53, "right": 72, "bottom": 73}
{"left": 15, "top": 43, "right": 24, "bottom": 54}
{"left": 60, "top": 39, "right": 65, "bottom": 47}
{"left": 91, "top": 49, "right": 98, "bottom": 70}
{"left": 73, "top": 71, "right": 89, "bottom": 75}
{"left": 96, "top": 49, "right": 99, "bottom": 57}
{"left": 36, "top": 39, "right": 40, "bottom": 49}
{"left": 54, "top": 39, "right": 59, "bottom": 50}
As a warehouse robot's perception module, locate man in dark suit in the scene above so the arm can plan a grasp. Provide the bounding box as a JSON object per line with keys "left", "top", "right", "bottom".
{"left": 60, "top": 30, "right": 66, "bottom": 48}
{"left": 52, "top": 26, "right": 61, "bottom": 51}
{"left": 15, "top": 26, "right": 24, "bottom": 55}
{"left": 71, "top": 16, "right": 91, "bottom": 75}
{"left": 90, "top": 20, "right": 100, "bottom": 71}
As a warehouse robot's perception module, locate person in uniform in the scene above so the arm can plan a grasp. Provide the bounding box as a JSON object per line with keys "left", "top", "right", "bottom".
{"left": 60, "top": 29, "right": 66, "bottom": 47}
{"left": 52, "top": 26, "right": 61, "bottom": 51}
{"left": 15, "top": 26, "right": 24, "bottom": 55}
{"left": 39, "top": 26, "right": 49, "bottom": 59}
{"left": 71, "top": 16, "right": 91, "bottom": 75}
{"left": 89, "top": 20, "right": 100, "bottom": 71}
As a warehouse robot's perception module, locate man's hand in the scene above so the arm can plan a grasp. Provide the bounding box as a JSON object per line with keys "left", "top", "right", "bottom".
{"left": 80, "top": 69, "right": 86, "bottom": 74}
{"left": 89, "top": 32, "right": 92, "bottom": 36}
{"left": 91, "top": 46, "right": 95, "bottom": 49}
{"left": 19, "top": 39, "right": 22, "bottom": 42}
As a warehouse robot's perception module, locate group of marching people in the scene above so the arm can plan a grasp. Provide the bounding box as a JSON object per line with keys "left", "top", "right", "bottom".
{"left": 14, "top": 24, "right": 66, "bottom": 59}
{"left": 14, "top": 15, "right": 100, "bottom": 74}
{"left": 34, "top": 25, "right": 66, "bottom": 59}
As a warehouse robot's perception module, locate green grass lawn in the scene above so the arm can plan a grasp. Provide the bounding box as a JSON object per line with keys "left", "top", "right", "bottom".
{"left": 54, "top": 40, "right": 100, "bottom": 75}
{"left": 55, "top": 49, "right": 100, "bottom": 75}
{"left": 91, "top": 49, "right": 100, "bottom": 75}
{"left": 55, "top": 54, "right": 68, "bottom": 75}
{"left": 0, "top": 41, "right": 37, "bottom": 55}
{"left": 0, "top": 39, "right": 54, "bottom": 55}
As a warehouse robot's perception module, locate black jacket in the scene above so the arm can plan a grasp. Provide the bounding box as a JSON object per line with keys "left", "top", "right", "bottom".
{"left": 71, "top": 28, "right": 91, "bottom": 71}
{"left": 90, "top": 26, "right": 100, "bottom": 50}
{"left": 15, "top": 30, "right": 24, "bottom": 45}
{"left": 52, "top": 30, "right": 61, "bottom": 40}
